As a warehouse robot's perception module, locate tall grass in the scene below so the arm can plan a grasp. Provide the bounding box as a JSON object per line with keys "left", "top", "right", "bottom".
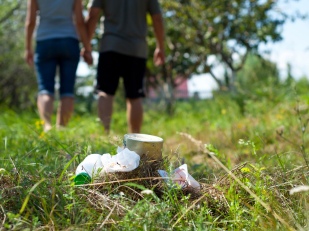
{"left": 0, "top": 81, "right": 309, "bottom": 230}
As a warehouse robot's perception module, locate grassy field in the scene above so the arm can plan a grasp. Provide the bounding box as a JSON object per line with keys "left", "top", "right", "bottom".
{"left": 1, "top": 82, "right": 309, "bottom": 230}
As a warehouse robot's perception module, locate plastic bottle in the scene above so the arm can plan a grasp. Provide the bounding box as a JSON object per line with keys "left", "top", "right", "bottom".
{"left": 74, "top": 154, "right": 103, "bottom": 185}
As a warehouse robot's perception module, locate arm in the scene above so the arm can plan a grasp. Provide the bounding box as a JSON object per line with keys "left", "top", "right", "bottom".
{"left": 151, "top": 13, "right": 165, "bottom": 66}
{"left": 25, "top": 0, "right": 38, "bottom": 67}
{"left": 85, "top": 7, "right": 102, "bottom": 42}
{"left": 73, "top": 0, "right": 93, "bottom": 65}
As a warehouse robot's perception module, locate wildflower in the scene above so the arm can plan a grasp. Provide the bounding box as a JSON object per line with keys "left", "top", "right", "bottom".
{"left": 39, "top": 132, "right": 45, "bottom": 139}
{"left": 35, "top": 120, "right": 44, "bottom": 129}
{"left": 241, "top": 167, "right": 251, "bottom": 173}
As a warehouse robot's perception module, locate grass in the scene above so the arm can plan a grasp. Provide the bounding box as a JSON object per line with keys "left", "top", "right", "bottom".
{"left": 0, "top": 83, "right": 309, "bottom": 230}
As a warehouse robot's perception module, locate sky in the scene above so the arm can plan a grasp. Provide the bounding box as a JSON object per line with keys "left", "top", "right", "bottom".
{"left": 262, "top": 0, "right": 309, "bottom": 80}
{"left": 77, "top": 0, "right": 309, "bottom": 98}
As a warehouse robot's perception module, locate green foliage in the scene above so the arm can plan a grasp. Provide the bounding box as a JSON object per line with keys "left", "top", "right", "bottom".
{"left": 0, "top": 0, "right": 37, "bottom": 109}
{"left": 1, "top": 79, "right": 309, "bottom": 229}
{"left": 146, "top": 0, "right": 301, "bottom": 91}
{"left": 237, "top": 53, "right": 280, "bottom": 89}
{"left": 0, "top": 1, "right": 309, "bottom": 229}
{"left": 231, "top": 53, "right": 297, "bottom": 115}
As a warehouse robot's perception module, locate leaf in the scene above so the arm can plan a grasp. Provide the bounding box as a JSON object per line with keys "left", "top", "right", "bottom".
{"left": 19, "top": 178, "right": 46, "bottom": 214}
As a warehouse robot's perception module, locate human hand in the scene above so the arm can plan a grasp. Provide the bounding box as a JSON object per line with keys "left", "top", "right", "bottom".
{"left": 81, "top": 48, "right": 93, "bottom": 66}
{"left": 153, "top": 47, "right": 165, "bottom": 66}
{"left": 25, "top": 50, "right": 34, "bottom": 67}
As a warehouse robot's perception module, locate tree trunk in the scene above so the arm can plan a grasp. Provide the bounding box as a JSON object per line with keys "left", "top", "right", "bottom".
{"left": 229, "top": 70, "right": 237, "bottom": 93}
{"left": 162, "top": 65, "right": 175, "bottom": 115}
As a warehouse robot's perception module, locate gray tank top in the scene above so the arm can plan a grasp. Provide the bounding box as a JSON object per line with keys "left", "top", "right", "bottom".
{"left": 36, "top": 0, "right": 78, "bottom": 41}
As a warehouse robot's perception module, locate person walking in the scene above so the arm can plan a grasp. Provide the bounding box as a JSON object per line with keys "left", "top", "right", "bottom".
{"left": 25, "top": 0, "right": 93, "bottom": 132}
{"left": 85, "top": 0, "right": 165, "bottom": 134}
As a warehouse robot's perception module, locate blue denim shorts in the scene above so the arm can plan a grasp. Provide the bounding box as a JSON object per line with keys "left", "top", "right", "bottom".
{"left": 34, "top": 37, "right": 80, "bottom": 98}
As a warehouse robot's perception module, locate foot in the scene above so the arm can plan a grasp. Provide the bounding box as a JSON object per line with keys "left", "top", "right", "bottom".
{"left": 44, "top": 124, "right": 53, "bottom": 132}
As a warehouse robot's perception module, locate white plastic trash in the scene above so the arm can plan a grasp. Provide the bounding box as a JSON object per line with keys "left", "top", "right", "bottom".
{"left": 158, "top": 164, "right": 200, "bottom": 191}
{"left": 101, "top": 148, "right": 140, "bottom": 173}
{"left": 74, "top": 148, "right": 141, "bottom": 185}
{"left": 75, "top": 154, "right": 104, "bottom": 178}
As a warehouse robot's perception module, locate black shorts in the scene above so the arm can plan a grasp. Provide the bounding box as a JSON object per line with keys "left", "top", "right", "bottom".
{"left": 96, "top": 51, "right": 146, "bottom": 98}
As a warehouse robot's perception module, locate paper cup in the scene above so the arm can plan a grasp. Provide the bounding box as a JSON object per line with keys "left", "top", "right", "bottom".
{"left": 123, "top": 133, "right": 163, "bottom": 160}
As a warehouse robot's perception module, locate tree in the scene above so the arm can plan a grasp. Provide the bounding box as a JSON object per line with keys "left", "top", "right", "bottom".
{"left": 235, "top": 53, "right": 281, "bottom": 108}
{"left": 147, "top": 0, "right": 302, "bottom": 95}
{"left": 0, "top": 0, "right": 37, "bottom": 109}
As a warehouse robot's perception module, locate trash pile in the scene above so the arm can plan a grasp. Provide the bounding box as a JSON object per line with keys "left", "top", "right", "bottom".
{"left": 73, "top": 133, "right": 235, "bottom": 216}
{"left": 74, "top": 147, "right": 201, "bottom": 192}
{"left": 74, "top": 133, "right": 201, "bottom": 194}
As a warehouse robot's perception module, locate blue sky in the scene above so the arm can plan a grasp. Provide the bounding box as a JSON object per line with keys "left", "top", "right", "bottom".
{"left": 262, "top": 0, "right": 309, "bottom": 79}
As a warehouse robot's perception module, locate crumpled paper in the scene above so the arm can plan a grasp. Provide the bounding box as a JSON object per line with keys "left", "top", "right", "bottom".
{"left": 158, "top": 164, "right": 200, "bottom": 191}
{"left": 101, "top": 148, "right": 140, "bottom": 173}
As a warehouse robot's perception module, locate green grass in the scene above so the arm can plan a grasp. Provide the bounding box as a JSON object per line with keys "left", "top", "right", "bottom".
{"left": 1, "top": 84, "right": 309, "bottom": 230}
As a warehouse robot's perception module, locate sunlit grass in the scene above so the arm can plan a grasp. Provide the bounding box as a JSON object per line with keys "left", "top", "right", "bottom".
{"left": 0, "top": 85, "right": 309, "bottom": 230}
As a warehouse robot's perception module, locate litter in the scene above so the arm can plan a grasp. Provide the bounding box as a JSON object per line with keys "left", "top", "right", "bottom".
{"left": 158, "top": 164, "right": 200, "bottom": 191}
{"left": 74, "top": 148, "right": 140, "bottom": 185}
{"left": 74, "top": 133, "right": 201, "bottom": 193}
{"left": 75, "top": 154, "right": 103, "bottom": 178}
{"left": 123, "top": 133, "right": 163, "bottom": 160}
{"left": 100, "top": 148, "right": 140, "bottom": 173}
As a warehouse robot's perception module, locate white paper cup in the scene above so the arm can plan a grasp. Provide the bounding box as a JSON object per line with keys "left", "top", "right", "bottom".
{"left": 123, "top": 133, "right": 163, "bottom": 160}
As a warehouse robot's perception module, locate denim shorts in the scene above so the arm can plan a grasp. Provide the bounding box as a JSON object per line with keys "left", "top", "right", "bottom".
{"left": 96, "top": 51, "right": 146, "bottom": 98}
{"left": 34, "top": 37, "right": 80, "bottom": 98}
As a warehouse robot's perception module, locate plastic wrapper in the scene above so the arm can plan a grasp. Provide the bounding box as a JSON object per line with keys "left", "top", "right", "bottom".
{"left": 101, "top": 148, "right": 140, "bottom": 173}
{"left": 158, "top": 164, "right": 200, "bottom": 191}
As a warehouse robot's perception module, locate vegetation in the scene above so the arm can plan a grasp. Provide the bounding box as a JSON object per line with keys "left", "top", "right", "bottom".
{"left": 148, "top": 0, "right": 303, "bottom": 91}
{"left": 1, "top": 76, "right": 309, "bottom": 230}
{"left": 0, "top": 0, "right": 36, "bottom": 109}
{"left": 1, "top": 0, "right": 309, "bottom": 230}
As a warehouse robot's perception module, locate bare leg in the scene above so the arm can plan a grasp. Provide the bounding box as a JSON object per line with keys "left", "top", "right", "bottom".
{"left": 56, "top": 96, "right": 74, "bottom": 128}
{"left": 98, "top": 91, "right": 114, "bottom": 134}
{"left": 37, "top": 94, "right": 54, "bottom": 132}
{"left": 126, "top": 98, "right": 143, "bottom": 133}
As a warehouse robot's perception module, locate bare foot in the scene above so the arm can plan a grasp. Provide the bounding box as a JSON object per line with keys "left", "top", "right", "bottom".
{"left": 44, "top": 124, "right": 53, "bottom": 132}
